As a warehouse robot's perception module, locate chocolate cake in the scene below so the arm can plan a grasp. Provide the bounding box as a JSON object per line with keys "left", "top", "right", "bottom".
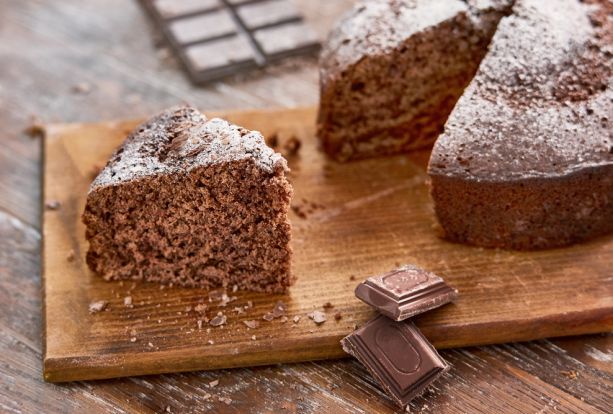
{"left": 428, "top": 0, "right": 613, "bottom": 249}
{"left": 82, "top": 106, "right": 293, "bottom": 292}
{"left": 317, "top": 0, "right": 513, "bottom": 161}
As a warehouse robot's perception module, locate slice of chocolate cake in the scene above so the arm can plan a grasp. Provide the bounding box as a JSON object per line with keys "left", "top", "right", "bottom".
{"left": 82, "top": 106, "right": 293, "bottom": 292}
{"left": 317, "top": 0, "right": 513, "bottom": 161}
{"left": 428, "top": 0, "right": 613, "bottom": 249}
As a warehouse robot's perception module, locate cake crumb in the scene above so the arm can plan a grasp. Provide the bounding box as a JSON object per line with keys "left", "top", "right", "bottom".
{"left": 251, "top": 334, "right": 257, "bottom": 341}
{"left": 262, "top": 313, "right": 275, "bottom": 322}
{"left": 349, "top": 275, "right": 356, "bottom": 281}
{"left": 561, "top": 370, "right": 579, "bottom": 380}
{"left": 271, "top": 300, "right": 287, "bottom": 318}
{"left": 194, "top": 303, "right": 207, "bottom": 314}
{"left": 219, "top": 397, "right": 232, "bottom": 405}
{"left": 148, "top": 342, "right": 154, "bottom": 348}
{"left": 323, "top": 302, "right": 334, "bottom": 310}
{"left": 207, "top": 340, "right": 215, "bottom": 345}
{"left": 291, "top": 205, "right": 307, "bottom": 219}
{"left": 293, "top": 315, "right": 301, "bottom": 324}
{"left": 282, "top": 136, "right": 301, "bottom": 156}
{"left": 243, "top": 320, "right": 259, "bottom": 329}
{"left": 88, "top": 300, "right": 107, "bottom": 314}
{"left": 334, "top": 312, "right": 342, "bottom": 321}
{"left": 308, "top": 311, "right": 327, "bottom": 325}
{"left": 280, "top": 316, "right": 289, "bottom": 323}
{"left": 66, "top": 249, "right": 76, "bottom": 262}
{"left": 24, "top": 118, "right": 45, "bottom": 139}
{"left": 197, "top": 320, "right": 203, "bottom": 329}
{"left": 123, "top": 296, "right": 133, "bottom": 307}
{"left": 232, "top": 284, "right": 238, "bottom": 293}
{"left": 71, "top": 82, "right": 92, "bottom": 94}
{"left": 44, "top": 200, "right": 61, "bottom": 211}
{"left": 209, "top": 379, "right": 219, "bottom": 388}
{"left": 266, "top": 132, "right": 279, "bottom": 148}
{"left": 209, "top": 315, "right": 226, "bottom": 327}
{"left": 130, "top": 337, "right": 137, "bottom": 343}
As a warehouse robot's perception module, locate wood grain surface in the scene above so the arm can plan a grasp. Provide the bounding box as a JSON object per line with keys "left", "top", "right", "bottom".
{"left": 42, "top": 106, "right": 613, "bottom": 382}
{"left": 2, "top": 0, "right": 612, "bottom": 412}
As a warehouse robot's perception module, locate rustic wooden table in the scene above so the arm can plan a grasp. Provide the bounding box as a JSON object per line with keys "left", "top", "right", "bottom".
{"left": 0, "top": 1, "right": 611, "bottom": 412}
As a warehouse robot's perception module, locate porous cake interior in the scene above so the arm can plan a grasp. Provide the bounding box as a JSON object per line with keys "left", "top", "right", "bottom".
{"left": 83, "top": 159, "right": 292, "bottom": 293}
{"left": 318, "top": 12, "right": 504, "bottom": 161}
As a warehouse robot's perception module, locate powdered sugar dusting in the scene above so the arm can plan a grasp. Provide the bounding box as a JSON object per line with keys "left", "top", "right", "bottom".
{"left": 319, "top": 0, "right": 469, "bottom": 85}
{"left": 430, "top": 0, "right": 613, "bottom": 180}
{"left": 91, "top": 106, "right": 287, "bottom": 191}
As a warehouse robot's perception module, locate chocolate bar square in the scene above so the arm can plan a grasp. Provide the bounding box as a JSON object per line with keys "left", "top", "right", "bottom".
{"left": 236, "top": 0, "right": 301, "bottom": 29}
{"left": 341, "top": 315, "right": 449, "bottom": 407}
{"left": 154, "top": 0, "right": 222, "bottom": 19}
{"left": 254, "top": 21, "right": 320, "bottom": 58}
{"left": 184, "top": 35, "right": 256, "bottom": 72}
{"left": 355, "top": 265, "right": 458, "bottom": 321}
{"left": 169, "top": 10, "right": 236, "bottom": 45}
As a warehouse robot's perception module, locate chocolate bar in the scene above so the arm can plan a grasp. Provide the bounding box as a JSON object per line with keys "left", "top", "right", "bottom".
{"left": 355, "top": 265, "right": 458, "bottom": 321}
{"left": 139, "top": 0, "right": 320, "bottom": 84}
{"left": 341, "top": 315, "right": 449, "bottom": 408}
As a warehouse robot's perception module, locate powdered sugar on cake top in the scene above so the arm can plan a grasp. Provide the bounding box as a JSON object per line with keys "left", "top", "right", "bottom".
{"left": 91, "top": 107, "right": 287, "bottom": 191}
{"left": 429, "top": 0, "right": 612, "bottom": 181}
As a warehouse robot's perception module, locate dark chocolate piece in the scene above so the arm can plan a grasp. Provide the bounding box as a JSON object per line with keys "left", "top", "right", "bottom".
{"left": 138, "top": 0, "right": 320, "bottom": 85}
{"left": 355, "top": 265, "right": 458, "bottom": 321}
{"left": 341, "top": 315, "right": 449, "bottom": 407}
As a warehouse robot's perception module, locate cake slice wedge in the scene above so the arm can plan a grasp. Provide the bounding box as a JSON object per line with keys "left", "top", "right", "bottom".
{"left": 428, "top": 0, "right": 613, "bottom": 249}
{"left": 317, "top": 0, "right": 513, "bottom": 161}
{"left": 82, "top": 106, "right": 293, "bottom": 293}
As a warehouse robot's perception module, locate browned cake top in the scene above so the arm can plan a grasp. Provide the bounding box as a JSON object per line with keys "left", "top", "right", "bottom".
{"left": 319, "top": 0, "right": 512, "bottom": 87}
{"left": 429, "top": 0, "right": 613, "bottom": 181}
{"left": 91, "top": 106, "right": 287, "bottom": 192}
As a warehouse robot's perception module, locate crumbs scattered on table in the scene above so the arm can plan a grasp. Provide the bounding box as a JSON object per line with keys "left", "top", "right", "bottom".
{"left": 88, "top": 300, "right": 107, "bottom": 314}
{"left": 123, "top": 296, "right": 133, "bottom": 307}
{"left": 209, "top": 379, "right": 219, "bottom": 388}
{"left": 334, "top": 312, "right": 342, "bottom": 321}
{"left": 45, "top": 200, "right": 61, "bottom": 211}
{"left": 323, "top": 302, "right": 334, "bottom": 310}
{"left": 349, "top": 275, "right": 356, "bottom": 281}
{"left": 66, "top": 249, "right": 75, "bottom": 262}
{"left": 293, "top": 315, "right": 301, "bottom": 324}
{"left": 291, "top": 198, "right": 326, "bottom": 219}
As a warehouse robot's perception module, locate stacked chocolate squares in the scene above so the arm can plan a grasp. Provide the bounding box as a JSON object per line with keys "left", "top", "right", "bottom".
{"left": 342, "top": 264, "right": 458, "bottom": 408}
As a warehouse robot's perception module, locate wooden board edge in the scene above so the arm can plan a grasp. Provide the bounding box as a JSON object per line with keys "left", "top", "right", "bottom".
{"left": 43, "top": 307, "right": 613, "bottom": 382}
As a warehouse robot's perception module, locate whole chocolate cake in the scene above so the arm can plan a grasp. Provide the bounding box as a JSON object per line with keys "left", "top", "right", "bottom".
{"left": 428, "top": 0, "right": 613, "bottom": 249}
{"left": 82, "top": 106, "right": 293, "bottom": 292}
{"left": 317, "top": 0, "right": 513, "bottom": 161}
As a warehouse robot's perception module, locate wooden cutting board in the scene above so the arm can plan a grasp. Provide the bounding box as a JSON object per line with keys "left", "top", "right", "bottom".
{"left": 42, "top": 107, "right": 613, "bottom": 382}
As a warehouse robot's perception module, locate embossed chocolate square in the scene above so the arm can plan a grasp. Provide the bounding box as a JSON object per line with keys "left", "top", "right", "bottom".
{"left": 355, "top": 264, "right": 458, "bottom": 321}
{"left": 341, "top": 315, "right": 449, "bottom": 407}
